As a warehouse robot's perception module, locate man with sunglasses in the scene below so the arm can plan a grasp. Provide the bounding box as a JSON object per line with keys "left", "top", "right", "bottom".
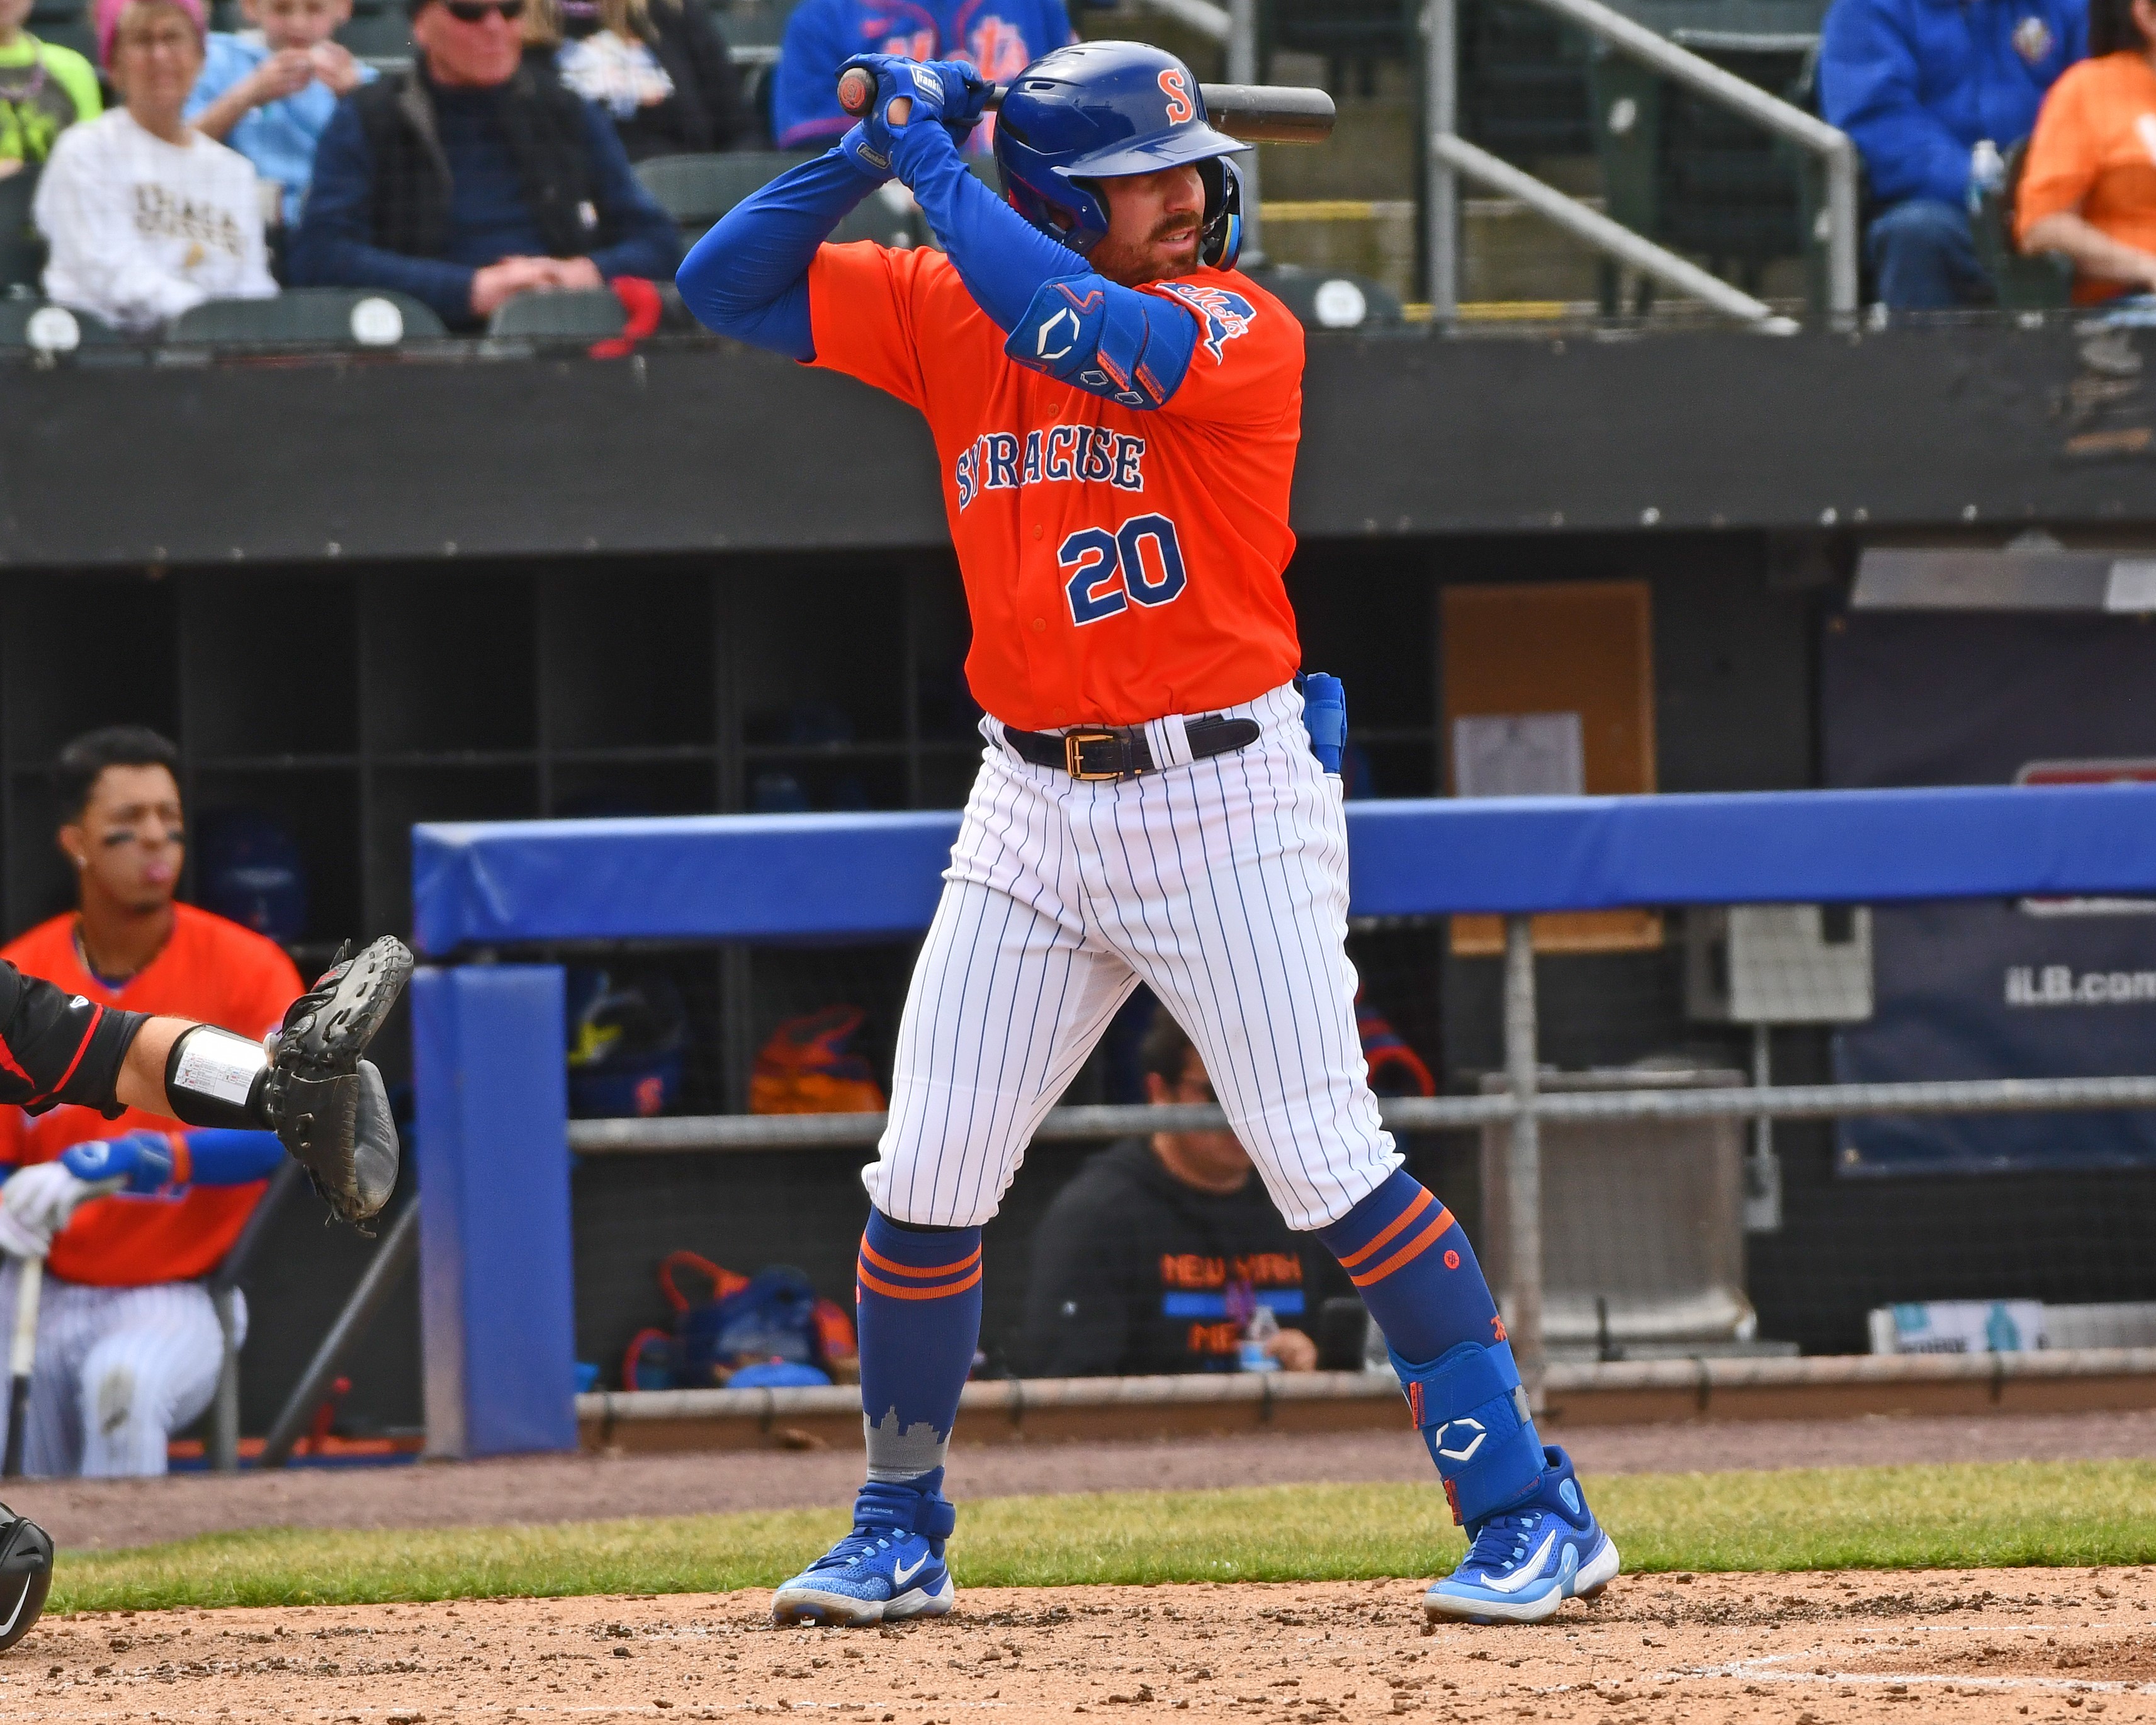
{"left": 288, "top": 0, "right": 676, "bottom": 328}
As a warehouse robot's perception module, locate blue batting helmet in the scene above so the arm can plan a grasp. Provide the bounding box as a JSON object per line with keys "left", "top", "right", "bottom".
{"left": 994, "top": 41, "right": 1247, "bottom": 269}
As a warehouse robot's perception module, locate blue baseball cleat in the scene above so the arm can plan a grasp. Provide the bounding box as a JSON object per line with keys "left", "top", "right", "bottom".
{"left": 1423, "top": 1446, "right": 1620, "bottom": 1624}
{"left": 770, "top": 1476, "right": 958, "bottom": 1628}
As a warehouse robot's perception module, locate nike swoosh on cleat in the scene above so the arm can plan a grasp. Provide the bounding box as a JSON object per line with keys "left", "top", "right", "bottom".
{"left": 1476, "top": 1530, "right": 1559, "bottom": 1594}
{"left": 891, "top": 1553, "right": 930, "bottom": 1586}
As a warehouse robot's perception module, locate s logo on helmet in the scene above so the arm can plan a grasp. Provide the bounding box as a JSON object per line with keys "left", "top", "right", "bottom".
{"left": 1158, "top": 67, "right": 1195, "bottom": 125}
{"left": 1155, "top": 280, "right": 1256, "bottom": 363}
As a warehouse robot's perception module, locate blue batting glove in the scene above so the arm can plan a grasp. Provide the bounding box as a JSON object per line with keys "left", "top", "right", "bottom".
{"left": 60, "top": 1131, "right": 176, "bottom": 1195}
{"left": 838, "top": 54, "right": 990, "bottom": 179}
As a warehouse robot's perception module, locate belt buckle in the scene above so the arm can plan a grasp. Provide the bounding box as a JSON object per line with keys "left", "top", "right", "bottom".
{"left": 1063, "top": 730, "right": 1126, "bottom": 780}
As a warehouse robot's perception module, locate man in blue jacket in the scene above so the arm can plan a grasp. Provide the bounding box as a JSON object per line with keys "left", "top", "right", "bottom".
{"left": 769, "top": 0, "right": 1072, "bottom": 150}
{"left": 1820, "top": 0, "right": 2085, "bottom": 308}
{"left": 288, "top": 0, "right": 678, "bottom": 329}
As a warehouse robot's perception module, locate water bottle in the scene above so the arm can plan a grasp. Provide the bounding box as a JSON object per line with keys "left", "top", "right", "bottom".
{"left": 1968, "top": 139, "right": 2006, "bottom": 215}
{"left": 1302, "top": 672, "right": 1346, "bottom": 776}
{"left": 1240, "top": 1302, "right": 1282, "bottom": 1373}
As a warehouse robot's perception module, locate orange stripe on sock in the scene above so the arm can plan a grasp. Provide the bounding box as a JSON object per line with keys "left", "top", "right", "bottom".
{"left": 858, "top": 1236, "right": 983, "bottom": 1281}
{"left": 1335, "top": 1187, "right": 1432, "bottom": 1270}
{"left": 1348, "top": 1208, "right": 1455, "bottom": 1288}
{"left": 856, "top": 1260, "right": 984, "bottom": 1302}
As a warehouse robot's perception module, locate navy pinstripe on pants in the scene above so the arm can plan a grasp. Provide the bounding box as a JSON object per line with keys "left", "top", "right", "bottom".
{"left": 866, "top": 679, "right": 1401, "bottom": 1234}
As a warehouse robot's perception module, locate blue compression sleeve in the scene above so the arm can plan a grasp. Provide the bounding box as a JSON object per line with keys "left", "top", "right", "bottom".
{"left": 891, "top": 123, "right": 1197, "bottom": 409}
{"left": 675, "top": 148, "right": 889, "bottom": 361}
{"left": 183, "top": 1129, "right": 286, "bottom": 1187}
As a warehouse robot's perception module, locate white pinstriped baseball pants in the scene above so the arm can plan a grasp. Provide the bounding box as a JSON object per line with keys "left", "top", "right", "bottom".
{"left": 0, "top": 1259, "right": 242, "bottom": 1478}
{"left": 864, "top": 679, "right": 1403, "bottom": 1233}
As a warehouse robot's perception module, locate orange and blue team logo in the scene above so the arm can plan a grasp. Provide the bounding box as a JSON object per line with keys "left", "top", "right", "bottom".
{"left": 1155, "top": 281, "right": 1256, "bottom": 363}
{"left": 1158, "top": 67, "right": 1196, "bottom": 124}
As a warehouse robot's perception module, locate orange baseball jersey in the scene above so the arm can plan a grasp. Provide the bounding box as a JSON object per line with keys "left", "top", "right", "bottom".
{"left": 0, "top": 903, "right": 302, "bottom": 1287}
{"left": 806, "top": 243, "right": 1304, "bottom": 732}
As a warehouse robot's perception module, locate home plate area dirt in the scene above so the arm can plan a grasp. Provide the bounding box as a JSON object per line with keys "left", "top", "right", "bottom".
{"left": 8, "top": 1569, "right": 2156, "bottom": 1722}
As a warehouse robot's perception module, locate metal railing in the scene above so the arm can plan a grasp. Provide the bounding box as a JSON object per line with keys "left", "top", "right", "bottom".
{"left": 1422, "top": 0, "right": 1858, "bottom": 324}
{"left": 571, "top": 912, "right": 2156, "bottom": 1412}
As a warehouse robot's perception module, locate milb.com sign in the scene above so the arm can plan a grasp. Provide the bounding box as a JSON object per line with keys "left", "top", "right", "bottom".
{"left": 2006, "top": 964, "right": 2156, "bottom": 1005}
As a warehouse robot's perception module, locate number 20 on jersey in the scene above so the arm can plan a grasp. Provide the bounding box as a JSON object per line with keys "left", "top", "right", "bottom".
{"left": 1063, "top": 514, "right": 1188, "bottom": 625}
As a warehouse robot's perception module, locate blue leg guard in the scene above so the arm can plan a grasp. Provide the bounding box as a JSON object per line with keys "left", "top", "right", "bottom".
{"left": 1391, "top": 1338, "right": 1546, "bottom": 1527}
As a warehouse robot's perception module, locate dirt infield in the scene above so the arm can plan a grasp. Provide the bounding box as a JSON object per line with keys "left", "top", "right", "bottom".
{"left": 18, "top": 1408, "right": 2156, "bottom": 1552}
{"left": 5, "top": 1566, "right": 2155, "bottom": 1721}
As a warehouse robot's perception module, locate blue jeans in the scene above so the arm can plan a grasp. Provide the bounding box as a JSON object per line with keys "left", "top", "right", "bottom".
{"left": 1868, "top": 198, "right": 1994, "bottom": 310}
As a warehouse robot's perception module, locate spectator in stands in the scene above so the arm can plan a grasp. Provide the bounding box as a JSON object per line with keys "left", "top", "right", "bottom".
{"left": 768, "top": 0, "right": 1071, "bottom": 151}
{"left": 2016, "top": 0, "right": 2156, "bottom": 299}
{"left": 286, "top": 0, "right": 678, "bottom": 328}
{"left": 0, "top": 0, "right": 101, "bottom": 176}
{"left": 1019, "top": 1010, "right": 1331, "bottom": 1378}
{"left": 33, "top": 0, "right": 276, "bottom": 331}
{"left": 552, "top": 0, "right": 745, "bottom": 160}
{"left": 185, "top": 0, "right": 373, "bottom": 230}
{"left": 1820, "top": 0, "right": 2085, "bottom": 308}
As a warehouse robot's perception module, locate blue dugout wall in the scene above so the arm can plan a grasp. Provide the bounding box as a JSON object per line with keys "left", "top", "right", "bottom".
{"left": 409, "top": 783, "right": 2156, "bottom": 1456}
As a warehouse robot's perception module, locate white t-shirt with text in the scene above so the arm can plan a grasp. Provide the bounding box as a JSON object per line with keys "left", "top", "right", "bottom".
{"left": 34, "top": 109, "right": 276, "bottom": 332}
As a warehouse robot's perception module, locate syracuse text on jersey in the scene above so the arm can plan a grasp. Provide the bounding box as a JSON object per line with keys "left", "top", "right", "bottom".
{"left": 952, "top": 426, "right": 1148, "bottom": 509}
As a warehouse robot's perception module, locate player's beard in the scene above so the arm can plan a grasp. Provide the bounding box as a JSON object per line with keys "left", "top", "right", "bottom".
{"left": 1100, "top": 219, "right": 1200, "bottom": 287}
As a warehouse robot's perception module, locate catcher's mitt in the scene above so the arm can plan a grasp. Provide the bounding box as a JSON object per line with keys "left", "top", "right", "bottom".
{"left": 261, "top": 936, "right": 411, "bottom": 1226}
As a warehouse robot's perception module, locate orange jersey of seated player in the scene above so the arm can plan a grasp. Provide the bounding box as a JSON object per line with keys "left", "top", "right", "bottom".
{"left": 806, "top": 244, "right": 1304, "bottom": 732}
{"left": 0, "top": 903, "right": 302, "bottom": 1287}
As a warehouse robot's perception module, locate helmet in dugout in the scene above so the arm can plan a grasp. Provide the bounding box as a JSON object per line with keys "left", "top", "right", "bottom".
{"left": 0, "top": 1505, "right": 53, "bottom": 1651}
{"left": 993, "top": 41, "right": 1247, "bottom": 270}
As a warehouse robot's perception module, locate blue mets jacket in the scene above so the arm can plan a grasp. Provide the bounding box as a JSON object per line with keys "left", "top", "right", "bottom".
{"left": 1819, "top": 0, "right": 2085, "bottom": 210}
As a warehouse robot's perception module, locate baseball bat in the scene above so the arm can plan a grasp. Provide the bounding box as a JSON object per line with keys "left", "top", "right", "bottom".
{"left": 3, "top": 1258, "right": 40, "bottom": 1479}
{"left": 835, "top": 68, "right": 1335, "bottom": 144}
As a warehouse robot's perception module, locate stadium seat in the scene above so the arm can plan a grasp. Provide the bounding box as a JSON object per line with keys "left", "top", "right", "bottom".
{"left": 26, "top": 0, "right": 93, "bottom": 60}
{"left": 1971, "top": 137, "right": 2074, "bottom": 311}
{"left": 0, "top": 298, "right": 120, "bottom": 350}
{"left": 1261, "top": 0, "right": 1407, "bottom": 94}
{"left": 0, "top": 165, "right": 43, "bottom": 292}
{"left": 165, "top": 288, "right": 449, "bottom": 344}
{"left": 487, "top": 286, "right": 627, "bottom": 340}
{"left": 636, "top": 150, "right": 923, "bottom": 249}
{"left": 636, "top": 150, "right": 816, "bottom": 235}
{"left": 1255, "top": 264, "right": 1406, "bottom": 331}
{"left": 1593, "top": 38, "right": 1814, "bottom": 311}
{"left": 337, "top": 0, "right": 412, "bottom": 63}
{"left": 1462, "top": 0, "right": 1593, "bottom": 161}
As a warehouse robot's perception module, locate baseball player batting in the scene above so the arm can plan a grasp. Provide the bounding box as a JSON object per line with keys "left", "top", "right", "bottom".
{"left": 678, "top": 39, "right": 1617, "bottom": 1630}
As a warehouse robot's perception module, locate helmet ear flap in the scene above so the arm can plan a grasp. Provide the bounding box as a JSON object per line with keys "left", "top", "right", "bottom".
{"left": 1199, "top": 156, "right": 1243, "bottom": 271}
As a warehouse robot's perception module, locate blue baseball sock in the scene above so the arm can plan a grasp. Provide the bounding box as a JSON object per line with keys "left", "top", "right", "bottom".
{"left": 1314, "top": 1169, "right": 1503, "bottom": 1365}
{"left": 1316, "top": 1169, "right": 1547, "bottom": 1523}
{"left": 855, "top": 1208, "right": 983, "bottom": 1486}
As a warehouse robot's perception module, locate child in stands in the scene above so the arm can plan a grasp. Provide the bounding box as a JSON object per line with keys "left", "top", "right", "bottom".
{"left": 185, "top": 0, "right": 370, "bottom": 229}
{"left": 0, "top": 0, "right": 100, "bottom": 177}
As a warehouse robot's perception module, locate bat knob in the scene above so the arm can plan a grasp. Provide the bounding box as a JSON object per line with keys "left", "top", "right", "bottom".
{"left": 837, "top": 65, "right": 875, "bottom": 118}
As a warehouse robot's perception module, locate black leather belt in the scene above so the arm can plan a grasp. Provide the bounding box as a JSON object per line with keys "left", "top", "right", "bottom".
{"left": 1002, "top": 716, "right": 1262, "bottom": 781}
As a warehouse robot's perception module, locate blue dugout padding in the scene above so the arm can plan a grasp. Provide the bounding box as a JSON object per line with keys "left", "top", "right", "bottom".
{"left": 408, "top": 781, "right": 2156, "bottom": 1453}
{"left": 412, "top": 783, "right": 2156, "bottom": 952}
{"left": 412, "top": 965, "right": 577, "bottom": 1459}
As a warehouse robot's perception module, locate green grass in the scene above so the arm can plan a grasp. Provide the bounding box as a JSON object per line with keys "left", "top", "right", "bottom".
{"left": 48, "top": 1459, "right": 2156, "bottom": 1615}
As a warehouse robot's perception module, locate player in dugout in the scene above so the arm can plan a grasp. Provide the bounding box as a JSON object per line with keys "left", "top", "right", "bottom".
{"left": 1020, "top": 1005, "right": 1332, "bottom": 1377}
{"left": 0, "top": 726, "right": 404, "bottom": 1476}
